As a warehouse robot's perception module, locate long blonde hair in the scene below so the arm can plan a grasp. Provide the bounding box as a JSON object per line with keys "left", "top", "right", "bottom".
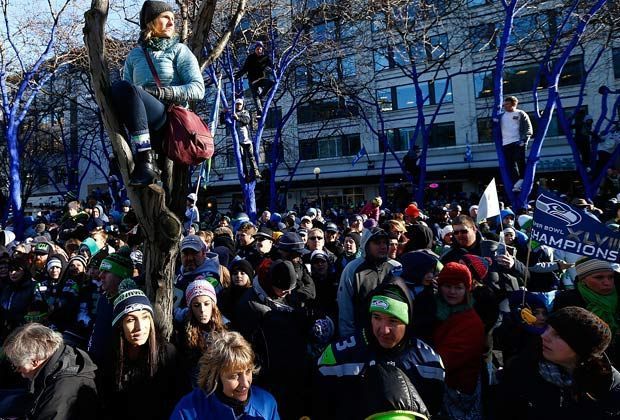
{"left": 197, "top": 331, "right": 259, "bottom": 395}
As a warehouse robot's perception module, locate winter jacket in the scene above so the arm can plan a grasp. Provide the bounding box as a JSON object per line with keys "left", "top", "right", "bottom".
{"left": 337, "top": 254, "right": 402, "bottom": 337}
{"left": 175, "top": 253, "right": 221, "bottom": 295}
{"left": 123, "top": 39, "right": 205, "bottom": 106}
{"left": 100, "top": 342, "right": 180, "bottom": 420}
{"left": 0, "top": 278, "right": 37, "bottom": 335}
{"left": 433, "top": 307, "right": 485, "bottom": 394}
{"left": 316, "top": 278, "right": 445, "bottom": 418}
{"left": 554, "top": 283, "right": 620, "bottom": 366}
{"left": 236, "top": 53, "right": 273, "bottom": 84}
{"left": 498, "top": 351, "right": 620, "bottom": 419}
{"left": 359, "top": 202, "right": 380, "bottom": 221}
{"left": 27, "top": 344, "right": 99, "bottom": 420}
{"left": 170, "top": 386, "right": 280, "bottom": 419}
{"left": 184, "top": 206, "right": 200, "bottom": 232}
{"left": 497, "top": 109, "right": 533, "bottom": 145}
{"left": 234, "top": 281, "right": 315, "bottom": 419}
{"left": 440, "top": 232, "right": 527, "bottom": 298}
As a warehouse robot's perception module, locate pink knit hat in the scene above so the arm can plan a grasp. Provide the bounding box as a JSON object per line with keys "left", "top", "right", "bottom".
{"left": 185, "top": 280, "right": 217, "bottom": 305}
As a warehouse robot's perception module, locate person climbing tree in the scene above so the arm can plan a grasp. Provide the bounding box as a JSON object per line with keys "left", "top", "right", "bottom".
{"left": 109, "top": 1, "right": 205, "bottom": 186}
{"left": 235, "top": 41, "right": 274, "bottom": 117}
{"left": 233, "top": 98, "right": 261, "bottom": 182}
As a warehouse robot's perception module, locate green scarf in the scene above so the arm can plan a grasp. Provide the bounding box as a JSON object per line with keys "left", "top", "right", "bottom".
{"left": 577, "top": 281, "right": 619, "bottom": 334}
{"left": 435, "top": 294, "right": 474, "bottom": 321}
{"left": 145, "top": 35, "right": 179, "bottom": 52}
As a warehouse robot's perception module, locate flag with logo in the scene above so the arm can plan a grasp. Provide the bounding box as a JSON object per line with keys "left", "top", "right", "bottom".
{"left": 531, "top": 193, "right": 620, "bottom": 262}
{"left": 352, "top": 145, "right": 367, "bottom": 166}
{"left": 477, "top": 178, "right": 501, "bottom": 223}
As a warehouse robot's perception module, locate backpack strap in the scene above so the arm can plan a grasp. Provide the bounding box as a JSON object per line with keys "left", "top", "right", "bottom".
{"left": 142, "top": 47, "right": 162, "bottom": 88}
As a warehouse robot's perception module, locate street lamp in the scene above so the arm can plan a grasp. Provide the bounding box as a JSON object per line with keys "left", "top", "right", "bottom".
{"left": 313, "top": 167, "right": 321, "bottom": 209}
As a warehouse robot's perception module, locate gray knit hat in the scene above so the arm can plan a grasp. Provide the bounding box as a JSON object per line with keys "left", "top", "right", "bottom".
{"left": 140, "top": 1, "right": 173, "bottom": 30}
{"left": 575, "top": 258, "right": 613, "bottom": 281}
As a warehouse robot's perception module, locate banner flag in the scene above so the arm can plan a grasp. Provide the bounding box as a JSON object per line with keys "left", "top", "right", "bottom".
{"left": 531, "top": 193, "right": 620, "bottom": 262}
{"left": 352, "top": 145, "right": 367, "bottom": 166}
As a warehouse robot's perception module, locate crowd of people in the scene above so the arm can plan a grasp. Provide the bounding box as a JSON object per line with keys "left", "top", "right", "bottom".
{"left": 0, "top": 187, "right": 619, "bottom": 419}
{"left": 1, "top": 0, "right": 619, "bottom": 418}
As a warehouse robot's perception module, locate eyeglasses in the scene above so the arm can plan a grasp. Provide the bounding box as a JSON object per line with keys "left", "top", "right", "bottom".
{"left": 309, "top": 236, "right": 324, "bottom": 240}
{"left": 453, "top": 229, "right": 470, "bottom": 235}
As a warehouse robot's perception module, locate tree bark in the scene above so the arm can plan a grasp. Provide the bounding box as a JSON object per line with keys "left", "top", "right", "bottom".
{"left": 84, "top": 0, "right": 181, "bottom": 339}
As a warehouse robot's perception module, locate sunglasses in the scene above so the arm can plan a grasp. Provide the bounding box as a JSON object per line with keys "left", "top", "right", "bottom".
{"left": 309, "top": 236, "right": 324, "bottom": 240}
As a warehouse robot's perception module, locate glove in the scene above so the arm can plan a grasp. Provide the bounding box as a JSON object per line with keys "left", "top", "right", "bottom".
{"left": 312, "top": 316, "right": 335, "bottom": 344}
{"left": 143, "top": 85, "right": 175, "bottom": 102}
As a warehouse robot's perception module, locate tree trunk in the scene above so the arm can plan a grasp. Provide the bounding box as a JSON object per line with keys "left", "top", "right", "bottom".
{"left": 84, "top": 0, "right": 182, "bottom": 339}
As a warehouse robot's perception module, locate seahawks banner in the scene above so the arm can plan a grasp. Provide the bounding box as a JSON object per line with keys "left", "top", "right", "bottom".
{"left": 531, "top": 193, "right": 620, "bottom": 262}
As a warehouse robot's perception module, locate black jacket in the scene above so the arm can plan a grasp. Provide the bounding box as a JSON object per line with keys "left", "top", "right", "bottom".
{"left": 28, "top": 344, "right": 99, "bottom": 420}
{"left": 499, "top": 351, "right": 620, "bottom": 419}
{"left": 236, "top": 53, "right": 273, "bottom": 83}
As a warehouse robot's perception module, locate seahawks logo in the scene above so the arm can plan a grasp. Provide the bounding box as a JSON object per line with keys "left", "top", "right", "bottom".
{"left": 536, "top": 194, "right": 582, "bottom": 227}
{"left": 371, "top": 298, "right": 389, "bottom": 310}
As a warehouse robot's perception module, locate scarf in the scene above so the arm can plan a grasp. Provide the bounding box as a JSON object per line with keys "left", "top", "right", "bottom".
{"left": 435, "top": 294, "right": 474, "bottom": 321}
{"left": 215, "top": 387, "right": 251, "bottom": 416}
{"left": 145, "top": 35, "right": 179, "bottom": 52}
{"left": 577, "top": 281, "right": 618, "bottom": 334}
{"left": 538, "top": 360, "right": 573, "bottom": 388}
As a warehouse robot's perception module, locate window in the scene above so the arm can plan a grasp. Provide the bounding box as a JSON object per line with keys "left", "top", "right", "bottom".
{"left": 509, "top": 14, "right": 550, "bottom": 45}
{"left": 429, "top": 122, "right": 456, "bottom": 147}
{"left": 503, "top": 64, "right": 539, "bottom": 94}
{"left": 377, "top": 88, "right": 394, "bottom": 111}
{"left": 468, "top": 0, "right": 488, "bottom": 7}
{"left": 474, "top": 71, "right": 494, "bottom": 98}
{"left": 299, "top": 134, "right": 360, "bottom": 160}
{"left": 297, "top": 98, "right": 358, "bottom": 124}
{"left": 372, "top": 12, "right": 386, "bottom": 32}
{"left": 374, "top": 48, "right": 390, "bottom": 72}
{"left": 378, "top": 128, "right": 414, "bottom": 152}
{"left": 341, "top": 56, "right": 356, "bottom": 78}
{"left": 264, "top": 107, "right": 282, "bottom": 130}
{"left": 430, "top": 79, "right": 453, "bottom": 104}
{"left": 477, "top": 117, "right": 494, "bottom": 143}
{"left": 312, "top": 21, "right": 336, "bottom": 42}
{"left": 614, "top": 48, "right": 620, "bottom": 79}
{"left": 296, "top": 66, "right": 309, "bottom": 88}
{"left": 470, "top": 23, "right": 497, "bottom": 51}
{"left": 558, "top": 56, "right": 584, "bottom": 87}
{"left": 396, "top": 85, "right": 416, "bottom": 109}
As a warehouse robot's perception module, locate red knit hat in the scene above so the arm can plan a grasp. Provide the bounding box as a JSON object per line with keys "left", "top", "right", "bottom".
{"left": 459, "top": 254, "right": 490, "bottom": 282}
{"left": 405, "top": 204, "right": 420, "bottom": 218}
{"left": 437, "top": 262, "right": 473, "bottom": 290}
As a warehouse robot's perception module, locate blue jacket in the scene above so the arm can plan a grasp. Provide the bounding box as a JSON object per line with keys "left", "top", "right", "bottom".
{"left": 123, "top": 39, "right": 205, "bottom": 105}
{"left": 170, "top": 386, "right": 280, "bottom": 419}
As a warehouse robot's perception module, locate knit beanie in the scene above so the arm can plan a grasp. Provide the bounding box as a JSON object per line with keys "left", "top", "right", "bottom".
{"left": 518, "top": 214, "right": 533, "bottom": 230}
{"left": 269, "top": 260, "right": 297, "bottom": 291}
{"left": 547, "top": 306, "right": 612, "bottom": 358}
{"left": 230, "top": 259, "right": 255, "bottom": 280}
{"left": 460, "top": 254, "right": 490, "bottom": 283}
{"left": 574, "top": 258, "right": 613, "bottom": 281}
{"left": 399, "top": 251, "right": 439, "bottom": 285}
{"left": 185, "top": 279, "right": 217, "bottom": 306}
{"left": 112, "top": 289, "right": 153, "bottom": 326}
{"left": 80, "top": 237, "right": 101, "bottom": 258}
{"left": 437, "top": 262, "right": 473, "bottom": 290}
{"left": 369, "top": 285, "right": 409, "bottom": 325}
{"left": 140, "top": 1, "right": 173, "bottom": 30}
{"left": 405, "top": 204, "right": 420, "bottom": 218}
{"left": 68, "top": 255, "right": 88, "bottom": 270}
{"left": 46, "top": 257, "right": 63, "bottom": 271}
{"left": 99, "top": 249, "right": 133, "bottom": 279}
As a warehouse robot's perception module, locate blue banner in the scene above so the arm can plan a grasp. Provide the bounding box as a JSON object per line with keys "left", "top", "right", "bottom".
{"left": 352, "top": 145, "right": 367, "bottom": 166}
{"left": 531, "top": 193, "right": 620, "bottom": 262}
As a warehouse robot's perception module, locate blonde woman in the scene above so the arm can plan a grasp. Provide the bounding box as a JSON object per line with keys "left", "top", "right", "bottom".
{"left": 109, "top": 1, "right": 204, "bottom": 186}
{"left": 170, "top": 331, "right": 280, "bottom": 419}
